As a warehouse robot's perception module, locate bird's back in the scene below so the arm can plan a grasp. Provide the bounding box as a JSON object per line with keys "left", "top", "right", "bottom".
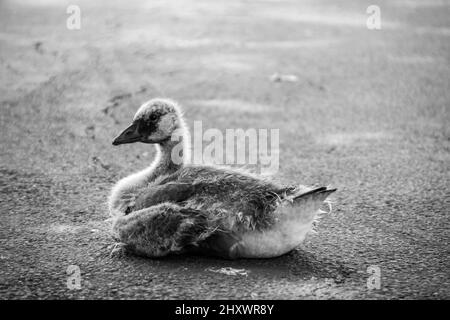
{"left": 150, "top": 165, "right": 290, "bottom": 231}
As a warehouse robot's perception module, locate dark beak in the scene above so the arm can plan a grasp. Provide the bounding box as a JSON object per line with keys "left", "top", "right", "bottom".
{"left": 112, "top": 122, "right": 142, "bottom": 146}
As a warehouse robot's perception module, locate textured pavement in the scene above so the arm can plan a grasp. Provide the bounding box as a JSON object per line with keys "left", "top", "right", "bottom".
{"left": 0, "top": 0, "right": 449, "bottom": 299}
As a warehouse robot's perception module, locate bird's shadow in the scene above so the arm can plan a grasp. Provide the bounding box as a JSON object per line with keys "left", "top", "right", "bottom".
{"left": 116, "top": 248, "right": 358, "bottom": 283}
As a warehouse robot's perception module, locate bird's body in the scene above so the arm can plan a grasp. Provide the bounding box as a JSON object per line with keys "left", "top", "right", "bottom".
{"left": 109, "top": 98, "right": 335, "bottom": 259}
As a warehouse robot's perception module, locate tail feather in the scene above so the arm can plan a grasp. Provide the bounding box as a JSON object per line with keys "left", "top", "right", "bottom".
{"left": 289, "top": 186, "right": 336, "bottom": 221}
{"left": 291, "top": 186, "right": 336, "bottom": 203}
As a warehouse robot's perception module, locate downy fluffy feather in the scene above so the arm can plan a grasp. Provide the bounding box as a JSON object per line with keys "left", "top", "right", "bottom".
{"left": 109, "top": 98, "right": 336, "bottom": 259}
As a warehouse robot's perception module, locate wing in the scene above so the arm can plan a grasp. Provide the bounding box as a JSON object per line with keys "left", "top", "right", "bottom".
{"left": 132, "top": 182, "right": 198, "bottom": 211}
{"left": 159, "top": 165, "right": 287, "bottom": 230}
{"left": 132, "top": 165, "right": 290, "bottom": 231}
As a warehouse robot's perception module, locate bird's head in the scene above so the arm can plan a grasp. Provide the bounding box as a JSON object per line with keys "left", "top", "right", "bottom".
{"left": 112, "top": 98, "right": 184, "bottom": 146}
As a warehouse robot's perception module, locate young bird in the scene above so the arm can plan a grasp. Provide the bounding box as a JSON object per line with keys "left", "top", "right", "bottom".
{"left": 109, "top": 98, "right": 335, "bottom": 259}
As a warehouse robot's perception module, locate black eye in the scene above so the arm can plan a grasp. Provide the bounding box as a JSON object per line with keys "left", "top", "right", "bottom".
{"left": 149, "top": 113, "right": 158, "bottom": 121}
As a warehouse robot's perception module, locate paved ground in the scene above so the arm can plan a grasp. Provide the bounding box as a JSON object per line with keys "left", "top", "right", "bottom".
{"left": 0, "top": 0, "right": 449, "bottom": 299}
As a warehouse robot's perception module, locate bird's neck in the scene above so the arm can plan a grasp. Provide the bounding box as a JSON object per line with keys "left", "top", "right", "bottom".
{"left": 145, "top": 127, "right": 190, "bottom": 182}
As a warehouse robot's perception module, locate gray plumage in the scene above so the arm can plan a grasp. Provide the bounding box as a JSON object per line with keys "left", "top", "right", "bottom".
{"left": 109, "top": 98, "right": 336, "bottom": 259}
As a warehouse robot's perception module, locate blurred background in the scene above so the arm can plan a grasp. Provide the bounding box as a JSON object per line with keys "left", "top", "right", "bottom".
{"left": 0, "top": 0, "right": 449, "bottom": 299}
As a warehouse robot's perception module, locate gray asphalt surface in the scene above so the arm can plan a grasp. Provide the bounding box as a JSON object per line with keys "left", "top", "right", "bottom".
{"left": 0, "top": 0, "right": 449, "bottom": 299}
